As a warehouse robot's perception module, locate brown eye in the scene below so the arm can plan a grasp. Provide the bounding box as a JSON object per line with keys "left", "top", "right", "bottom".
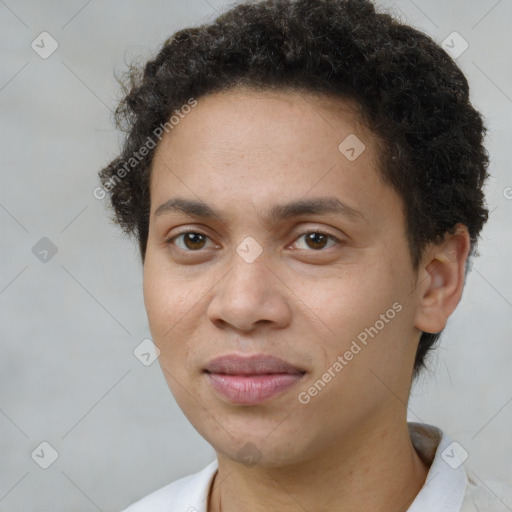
{"left": 170, "top": 232, "right": 211, "bottom": 251}
{"left": 294, "top": 231, "right": 338, "bottom": 251}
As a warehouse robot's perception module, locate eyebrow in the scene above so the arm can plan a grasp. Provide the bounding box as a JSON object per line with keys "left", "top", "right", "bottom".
{"left": 154, "top": 197, "right": 367, "bottom": 224}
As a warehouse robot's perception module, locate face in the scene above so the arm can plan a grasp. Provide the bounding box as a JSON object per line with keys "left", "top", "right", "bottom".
{"left": 143, "top": 88, "right": 422, "bottom": 466}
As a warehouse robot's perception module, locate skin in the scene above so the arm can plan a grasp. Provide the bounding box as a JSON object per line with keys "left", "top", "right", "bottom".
{"left": 143, "top": 88, "right": 470, "bottom": 512}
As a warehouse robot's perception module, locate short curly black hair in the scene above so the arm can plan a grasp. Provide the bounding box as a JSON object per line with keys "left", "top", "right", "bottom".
{"left": 98, "top": 0, "right": 489, "bottom": 380}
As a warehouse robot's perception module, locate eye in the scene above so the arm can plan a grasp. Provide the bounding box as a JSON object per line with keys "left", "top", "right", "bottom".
{"left": 293, "top": 231, "right": 340, "bottom": 251}
{"left": 168, "top": 231, "right": 215, "bottom": 251}
{"left": 166, "top": 229, "right": 341, "bottom": 253}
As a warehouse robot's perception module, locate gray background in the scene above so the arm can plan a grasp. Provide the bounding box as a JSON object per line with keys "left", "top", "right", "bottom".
{"left": 1, "top": 1, "right": 511, "bottom": 511}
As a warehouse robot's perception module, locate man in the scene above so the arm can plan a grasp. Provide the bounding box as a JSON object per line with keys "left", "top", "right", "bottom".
{"left": 99, "top": 0, "right": 512, "bottom": 510}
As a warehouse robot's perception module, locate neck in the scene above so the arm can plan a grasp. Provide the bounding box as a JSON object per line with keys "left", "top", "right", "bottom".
{"left": 208, "top": 417, "right": 430, "bottom": 512}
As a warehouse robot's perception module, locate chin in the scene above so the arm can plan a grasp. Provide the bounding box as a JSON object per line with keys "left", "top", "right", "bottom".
{"left": 198, "top": 419, "right": 315, "bottom": 468}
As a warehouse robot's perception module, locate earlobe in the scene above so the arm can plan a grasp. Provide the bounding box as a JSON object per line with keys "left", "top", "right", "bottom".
{"left": 413, "top": 225, "right": 471, "bottom": 334}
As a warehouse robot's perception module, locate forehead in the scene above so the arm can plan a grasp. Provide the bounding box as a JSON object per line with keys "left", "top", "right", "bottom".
{"left": 148, "top": 87, "right": 396, "bottom": 229}
{"left": 151, "top": 87, "right": 379, "bottom": 182}
{"left": 157, "top": 87, "right": 367, "bottom": 147}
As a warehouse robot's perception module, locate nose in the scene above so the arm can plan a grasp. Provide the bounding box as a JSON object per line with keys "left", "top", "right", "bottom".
{"left": 207, "top": 247, "right": 292, "bottom": 333}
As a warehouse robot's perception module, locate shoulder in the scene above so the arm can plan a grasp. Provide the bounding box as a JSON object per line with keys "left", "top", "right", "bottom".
{"left": 407, "top": 422, "right": 512, "bottom": 512}
{"left": 461, "top": 471, "right": 512, "bottom": 512}
{"left": 120, "top": 460, "right": 218, "bottom": 512}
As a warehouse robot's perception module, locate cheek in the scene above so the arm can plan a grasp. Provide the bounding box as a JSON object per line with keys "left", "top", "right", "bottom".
{"left": 297, "top": 260, "right": 410, "bottom": 364}
{"left": 143, "top": 256, "right": 196, "bottom": 345}
{"left": 144, "top": 244, "right": 195, "bottom": 314}
{"left": 142, "top": 255, "right": 218, "bottom": 375}
{"left": 298, "top": 265, "right": 394, "bottom": 329}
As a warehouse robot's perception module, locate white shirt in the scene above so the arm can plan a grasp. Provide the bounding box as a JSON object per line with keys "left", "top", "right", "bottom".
{"left": 121, "top": 422, "right": 512, "bottom": 511}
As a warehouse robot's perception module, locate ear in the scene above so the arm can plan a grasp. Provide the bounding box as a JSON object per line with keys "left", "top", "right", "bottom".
{"left": 413, "top": 224, "right": 471, "bottom": 334}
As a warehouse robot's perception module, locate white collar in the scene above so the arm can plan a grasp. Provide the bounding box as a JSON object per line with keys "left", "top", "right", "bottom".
{"left": 406, "top": 422, "right": 467, "bottom": 511}
{"left": 122, "top": 421, "right": 471, "bottom": 511}
{"left": 193, "top": 422, "right": 468, "bottom": 512}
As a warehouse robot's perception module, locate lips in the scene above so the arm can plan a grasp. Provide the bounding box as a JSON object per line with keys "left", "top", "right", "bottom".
{"left": 204, "top": 354, "right": 305, "bottom": 405}
{"left": 204, "top": 354, "right": 305, "bottom": 376}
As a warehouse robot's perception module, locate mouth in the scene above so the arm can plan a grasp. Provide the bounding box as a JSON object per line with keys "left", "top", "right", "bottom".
{"left": 203, "top": 354, "right": 306, "bottom": 405}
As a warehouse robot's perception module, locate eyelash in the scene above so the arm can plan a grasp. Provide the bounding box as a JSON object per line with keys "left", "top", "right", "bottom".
{"left": 165, "top": 229, "right": 341, "bottom": 253}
